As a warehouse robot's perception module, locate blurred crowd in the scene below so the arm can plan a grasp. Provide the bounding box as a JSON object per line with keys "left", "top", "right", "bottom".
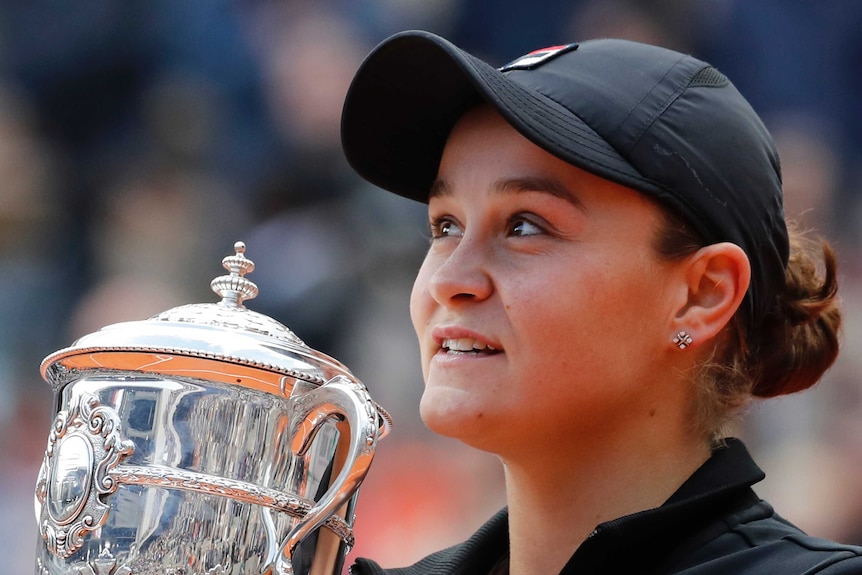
{"left": 1, "top": 1, "right": 861, "bottom": 572}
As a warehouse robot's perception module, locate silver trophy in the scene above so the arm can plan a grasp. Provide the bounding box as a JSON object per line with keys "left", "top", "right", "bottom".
{"left": 34, "top": 242, "right": 391, "bottom": 575}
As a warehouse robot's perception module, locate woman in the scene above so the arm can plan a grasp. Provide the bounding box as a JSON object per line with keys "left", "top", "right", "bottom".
{"left": 340, "top": 31, "right": 862, "bottom": 574}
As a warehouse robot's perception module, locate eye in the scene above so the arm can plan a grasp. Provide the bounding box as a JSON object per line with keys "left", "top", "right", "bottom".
{"left": 429, "top": 216, "right": 463, "bottom": 240}
{"left": 509, "top": 215, "right": 544, "bottom": 237}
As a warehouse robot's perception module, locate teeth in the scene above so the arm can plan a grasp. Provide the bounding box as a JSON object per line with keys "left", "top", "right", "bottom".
{"left": 442, "top": 338, "right": 497, "bottom": 352}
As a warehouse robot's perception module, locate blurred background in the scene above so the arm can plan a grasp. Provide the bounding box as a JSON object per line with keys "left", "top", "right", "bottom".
{"left": 1, "top": 0, "right": 861, "bottom": 572}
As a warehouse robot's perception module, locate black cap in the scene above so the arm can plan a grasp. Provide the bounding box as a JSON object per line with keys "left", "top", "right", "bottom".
{"left": 341, "top": 30, "right": 789, "bottom": 331}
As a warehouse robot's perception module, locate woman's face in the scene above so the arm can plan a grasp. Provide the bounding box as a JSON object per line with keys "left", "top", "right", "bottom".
{"left": 410, "top": 106, "right": 689, "bottom": 456}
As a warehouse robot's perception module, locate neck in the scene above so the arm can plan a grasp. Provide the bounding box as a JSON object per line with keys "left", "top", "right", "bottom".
{"left": 501, "top": 428, "right": 710, "bottom": 575}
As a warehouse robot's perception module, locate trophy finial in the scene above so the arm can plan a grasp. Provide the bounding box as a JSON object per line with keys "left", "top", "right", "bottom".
{"left": 210, "top": 241, "right": 259, "bottom": 307}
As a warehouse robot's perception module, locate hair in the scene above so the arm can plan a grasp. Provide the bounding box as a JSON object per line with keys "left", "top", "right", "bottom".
{"left": 653, "top": 207, "right": 842, "bottom": 442}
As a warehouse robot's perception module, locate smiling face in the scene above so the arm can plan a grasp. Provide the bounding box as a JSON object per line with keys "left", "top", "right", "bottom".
{"left": 410, "top": 106, "right": 694, "bottom": 457}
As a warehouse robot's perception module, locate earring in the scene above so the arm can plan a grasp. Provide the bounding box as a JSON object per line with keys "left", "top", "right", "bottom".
{"left": 673, "top": 330, "right": 693, "bottom": 350}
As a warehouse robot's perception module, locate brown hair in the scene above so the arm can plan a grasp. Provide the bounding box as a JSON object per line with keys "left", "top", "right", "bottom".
{"left": 654, "top": 208, "right": 842, "bottom": 440}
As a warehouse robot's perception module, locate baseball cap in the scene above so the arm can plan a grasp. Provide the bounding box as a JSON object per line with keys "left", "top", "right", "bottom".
{"left": 340, "top": 30, "right": 789, "bottom": 331}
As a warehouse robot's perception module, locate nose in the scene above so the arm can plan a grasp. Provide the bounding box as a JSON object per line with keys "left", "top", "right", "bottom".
{"left": 427, "top": 236, "right": 494, "bottom": 305}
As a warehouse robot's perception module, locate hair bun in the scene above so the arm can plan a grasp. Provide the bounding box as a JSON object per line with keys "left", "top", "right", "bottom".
{"left": 750, "top": 235, "right": 841, "bottom": 398}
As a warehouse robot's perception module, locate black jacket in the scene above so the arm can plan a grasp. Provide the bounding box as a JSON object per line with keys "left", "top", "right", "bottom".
{"left": 349, "top": 439, "right": 862, "bottom": 574}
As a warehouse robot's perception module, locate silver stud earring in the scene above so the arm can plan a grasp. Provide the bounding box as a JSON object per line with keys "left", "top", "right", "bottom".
{"left": 673, "top": 330, "right": 693, "bottom": 350}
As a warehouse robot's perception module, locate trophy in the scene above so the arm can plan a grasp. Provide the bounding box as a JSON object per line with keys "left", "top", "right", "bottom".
{"left": 34, "top": 242, "right": 391, "bottom": 575}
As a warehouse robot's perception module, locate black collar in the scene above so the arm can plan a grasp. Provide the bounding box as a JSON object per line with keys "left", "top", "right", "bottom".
{"left": 561, "top": 438, "right": 766, "bottom": 573}
{"left": 351, "top": 439, "right": 766, "bottom": 575}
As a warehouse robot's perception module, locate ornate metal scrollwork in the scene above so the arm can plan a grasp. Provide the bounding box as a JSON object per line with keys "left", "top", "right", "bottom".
{"left": 35, "top": 392, "right": 136, "bottom": 558}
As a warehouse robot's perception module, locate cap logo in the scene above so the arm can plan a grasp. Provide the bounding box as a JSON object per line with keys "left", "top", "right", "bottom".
{"left": 500, "top": 43, "right": 579, "bottom": 71}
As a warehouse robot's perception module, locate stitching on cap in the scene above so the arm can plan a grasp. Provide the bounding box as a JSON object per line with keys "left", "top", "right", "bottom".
{"left": 614, "top": 54, "right": 693, "bottom": 151}
{"left": 500, "top": 82, "right": 621, "bottom": 159}
{"left": 464, "top": 54, "right": 668, "bottom": 189}
{"left": 483, "top": 64, "right": 601, "bottom": 139}
{"left": 468, "top": 55, "right": 605, "bottom": 140}
{"left": 475, "top": 60, "right": 617, "bottom": 157}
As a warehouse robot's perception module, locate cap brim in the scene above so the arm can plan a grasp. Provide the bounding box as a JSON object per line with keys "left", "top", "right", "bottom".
{"left": 341, "top": 30, "right": 659, "bottom": 203}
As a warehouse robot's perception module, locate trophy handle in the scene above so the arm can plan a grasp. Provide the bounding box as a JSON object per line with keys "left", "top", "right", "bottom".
{"left": 276, "top": 375, "right": 379, "bottom": 574}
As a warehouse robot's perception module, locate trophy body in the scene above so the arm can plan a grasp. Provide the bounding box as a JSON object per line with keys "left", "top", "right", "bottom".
{"left": 34, "top": 243, "right": 390, "bottom": 575}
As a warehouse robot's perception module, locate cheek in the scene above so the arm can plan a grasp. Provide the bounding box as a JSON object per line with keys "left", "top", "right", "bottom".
{"left": 506, "top": 260, "right": 644, "bottom": 360}
{"left": 409, "top": 264, "right": 433, "bottom": 334}
{"left": 409, "top": 262, "right": 436, "bottom": 379}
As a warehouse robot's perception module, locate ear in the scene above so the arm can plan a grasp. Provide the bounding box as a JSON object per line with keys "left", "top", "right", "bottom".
{"left": 671, "top": 242, "right": 751, "bottom": 350}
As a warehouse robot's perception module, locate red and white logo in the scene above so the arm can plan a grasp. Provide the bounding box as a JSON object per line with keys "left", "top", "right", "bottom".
{"left": 500, "top": 43, "right": 579, "bottom": 71}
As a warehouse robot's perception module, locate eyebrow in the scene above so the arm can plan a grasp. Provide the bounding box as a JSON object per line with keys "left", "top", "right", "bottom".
{"left": 429, "top": 175, "right": 587, "bottom": 212}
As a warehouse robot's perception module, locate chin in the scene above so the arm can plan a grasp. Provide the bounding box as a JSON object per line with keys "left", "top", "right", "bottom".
{"left": 419, "top": 387, "right": 496, "bottom": 444}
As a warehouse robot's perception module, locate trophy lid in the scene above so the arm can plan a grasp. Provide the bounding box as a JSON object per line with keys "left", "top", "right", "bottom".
{"left": 41, "top": 241, "right": 355, "bottom": 395}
